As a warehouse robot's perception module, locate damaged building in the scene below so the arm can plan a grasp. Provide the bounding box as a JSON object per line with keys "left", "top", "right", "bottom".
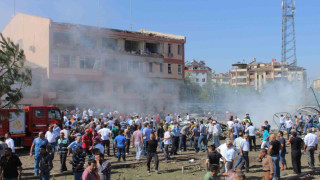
{"left": 1, "top": 13, "right": 186, "bottom": 113}
{"left": 184, "top": 60, "right": 212, "bottom": 86}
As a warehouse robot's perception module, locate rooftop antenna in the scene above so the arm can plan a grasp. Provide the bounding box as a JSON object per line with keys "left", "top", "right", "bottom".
{"left": 130, "top": 0, "right": 132, "bottom": 31}
{"left": 281, "top": 0, "right": 297, "bottom": 77}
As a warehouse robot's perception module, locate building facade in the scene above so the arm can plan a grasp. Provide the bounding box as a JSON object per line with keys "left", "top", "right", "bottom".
{"left": 1, "top": 13, "right": 186, "bottom": 113}
{"left": 211, "top": 73, "right": 231, "bottom": 85}
{"left": 230, "top": 60, "right": 306, "bottom": 90}
{"left": 184, "top": 60, "right": 212, "bottom": 86}
{"left": 313, "top": 77, "right": 320, "bottom": 90}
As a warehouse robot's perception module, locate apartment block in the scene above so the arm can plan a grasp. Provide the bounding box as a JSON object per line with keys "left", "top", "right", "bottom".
{"left": 212, "top": 73, "right": 231, "bottom": 85}
{"left": 184, "top": 60, "right": 212, "bottom": 86}
{"left": 1, "top": 13, "right": 186, "bottom": 112}
{"left": 230, "top": 60, "right": 306, "bottom": 90}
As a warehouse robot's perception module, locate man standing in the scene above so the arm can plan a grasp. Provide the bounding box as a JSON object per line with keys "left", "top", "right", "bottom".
{"left": 111, "top": 125, "right": 119, "bottom": 156}
{"left": 206, "top": 145, "right": 225, "bottom": 170}
{"left": 224, "top": 140, "right": 235, "bottom": 172}
{"left": 82, "top": 129, "right": 92, "bottom": 156}
{"left": 0, "top": 148, "right": 22, "bottom": 180}
{"left": 30, "top": 132, "right": 49, "bottom": 176}
{"left": 71, "top": 146, "right": 86, "bottom": 180}
{"left": 165, "top": 114, "right": 172, "bottom": 124}
{"left": 261, "top": 126, "right": 270, "bottom": 149}
{"left": 143, "top": 123, "right": 152, "bottom": 156}
{"left": 287, "top": 131, "right": 304, "bottom": 174}
{"left": 212, "top": 121, "right": 221, "bottom": 147}
{"left": 156, "top": 123, "right": 165, "bottom": 151}
{"left": 268, "top": 134, "right": 281, "bottom": 180}
{"left": 206, "top": 119, "right": 213, "bottom": 143}
{"left": 191, "top": 124, "right": 200, "bottom": 153}
{"left": 260, "top": 149, "right": 274, "bottom": 180}
{"left": 304, "top": 129, "right": 318, "bottom": 169}
{"left": 233, "top": 131, "right": 244, "bottom": 170}
{"left": 180, "top": 123, "right": 190, "bottom": 152}
{"left": 45, "top": 126, "right": 58, "bottom": 158}
{"left": 245, "top": 123, "right": 257, "bottom": 151}
{"left": 226, "top": 118, "right": 234, "bottom": 139}
{"left": 171, "top": 122, "right": 181, "bottom": 155}
{"left": 284, "top": 117, "right": 294, "bottom": 139}
{"left": 304, "top": 115, "right": 313, "bottom": 134}
{"left": 57, "top": 132, "right": 69, "bottom": 173}
{"left": 276, "top": 114, "right": 286, "bottom": 131}
{"left": 124, "top": 125, "right": 132, "bottom": 155}
{"left": 231, "top": 120, "right": 240, "bottom": 140}
{"left": 98, "top": 124, "right": 112, "bottom": 156}
{"left": 132, "top": 126, "right": 144, "bottom": 161}
{"left": 278, "top": 131, "right": 287, "bottom": 171}
{"left": 5, "top": 132, "right": 15, "bottom": 153}
{"left": 198, "top": 120, "right": 208, "bottom": 152}
{"left": 239, "top": 134, "right": 250, "bottom": 173}
{"left": 39, "top": 145, "right": 53, "bottom": 180}
{"left": 163, "top": 126, "right": 171, "bottom": 162}
{"left": 113, "top": 130, "right": 127, "bottom": 162}
{"left": 146, "top": 133, "right": 159, "bottom": 175}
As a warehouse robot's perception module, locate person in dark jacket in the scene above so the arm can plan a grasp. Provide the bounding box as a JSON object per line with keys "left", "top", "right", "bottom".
{"left": 146, "top": 133, "right": 159, "bottom": 175}
{"left": 39, "top": 145, "right": 53, "bottom": 180}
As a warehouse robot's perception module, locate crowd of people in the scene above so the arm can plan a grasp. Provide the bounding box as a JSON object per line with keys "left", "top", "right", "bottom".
{"left": 0, "top": 107, "right": 320, "bottom": 180}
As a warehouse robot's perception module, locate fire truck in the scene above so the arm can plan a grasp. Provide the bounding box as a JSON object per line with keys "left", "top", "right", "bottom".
{"left": 0, "top": 105, "right": 62, "bottom": 147}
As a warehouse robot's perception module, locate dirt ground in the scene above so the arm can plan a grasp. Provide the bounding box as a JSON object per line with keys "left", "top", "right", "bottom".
{"left": 19, "top": 137, "right": 320, "bottom": 180}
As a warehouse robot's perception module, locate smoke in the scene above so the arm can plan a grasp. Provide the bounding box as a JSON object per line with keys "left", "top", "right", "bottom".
{"left": 219, "top": 80, "right": 315, "bottom": 129}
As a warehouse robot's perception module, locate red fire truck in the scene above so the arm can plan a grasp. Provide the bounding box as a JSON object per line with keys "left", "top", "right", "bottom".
{"left": 0, "top": 105, "right": 62, "bottom": 147}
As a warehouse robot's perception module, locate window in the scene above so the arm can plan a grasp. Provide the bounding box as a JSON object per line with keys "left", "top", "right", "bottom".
{"left": 196, "top": 78, "right": 199, "bottom": 82}
{"left": 101, "top": 37, "right": 117, "bottom": 50}
{"left": 80, "top": 35, "right": 96, "bottom": 49}
{"left": 53, "top": 32, "right": 71, "bottom": 46}
{"left": 146, "top": 42, "right": 160, "bottom": 54}
{"left": 149, "top": 62, "right": 153, "bottom": 72}
{"left": 168, "top": 44, "right": 172, "bottom": 57}
{"left": 53, "top": 55, "right": 76, "bottom": 68}
{"left": 48, "top": 109, "right": 61, "bottom": 120}
{"left": 178, "top": 64, "right": 182, "bottom": 75}
{"left": 125, "top": 40, "right": 140, "bottom": 53}
{"left": 35, "top": 109, "right": 44, "bottom": 118}
{"left": 202, "top": 78, "right": 206, "bottom": 82}
{"left": 168, "top": 64, "right": 172, "bottom": 74}
{"left": 160, "top": 63, "right": 163, "bottom": 73}
{"left": 80, "top": 56, "right": 95, "bottom": 69}
{"left": 178, "top": 45, "right": 182, "bottom": 55}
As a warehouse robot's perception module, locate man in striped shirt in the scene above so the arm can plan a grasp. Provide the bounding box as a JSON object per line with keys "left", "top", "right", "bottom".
{"left": 57, "top": 132, "right": 69, "bottom": 173}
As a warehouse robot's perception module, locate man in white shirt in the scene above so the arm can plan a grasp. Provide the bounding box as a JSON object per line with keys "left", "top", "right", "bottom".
{"left": 245, "top": 123, "right": 257, "bottom": 151}
{"left": 60, "top": 125, "right": 70, "bottom": 139}
{"left": 285, "top": 117, "right": 294, "bottom": 139}
{"left": 239, "top": 134, "right": 250, "bottom": 173}
{"left": 108, "top": 117, "right": 114, "bottom": 130}
{"left": 88, "top": 108, "right": 94, "bottom": 118}
{"left": 212, "top": 121, "right": 221, "bottom": 147}
{"left": 98, "top": 123, "right": 112, "bottom": 156}
{"left": 207, "top": 119, "right": 214, "bottom": 141}
{"left": 233, "top": 132, "right": 244, "bottom": 170}
{"left": 45, "top": 126, "right": 58, "bottom": 156}
{"left": 226, "top": 119, "right": 234, "bottom": 139}
{"left": 304, "top": 129, "right": 318, "bottom": 169}
{"left": 277, "top": 114, "right": 286, "bottom": 131}
{"left": 5, "top": 132, "right": 15, "bottom": 153}
{"left": 163, "top": 126, "right": 172, "bottom": 162}
{"left": 217, "top": 138, "right": 235, "bottom": 173}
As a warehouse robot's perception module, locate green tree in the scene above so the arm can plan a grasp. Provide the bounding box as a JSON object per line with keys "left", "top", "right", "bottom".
{"left": 0, "top": 34, "right": 32, "bottom": 109}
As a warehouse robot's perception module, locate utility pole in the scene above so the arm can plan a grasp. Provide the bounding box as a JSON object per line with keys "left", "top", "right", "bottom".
{"left": 281, "top": 0, "right": 297, "bottom": 78}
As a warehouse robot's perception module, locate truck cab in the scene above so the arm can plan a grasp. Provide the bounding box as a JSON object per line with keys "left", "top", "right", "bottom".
{"left": 0, "top": 105, "right": 62, "bottom": 147}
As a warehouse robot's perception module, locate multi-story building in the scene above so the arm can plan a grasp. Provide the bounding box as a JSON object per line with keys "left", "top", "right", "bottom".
{"left": 230, "top": 60, "right": 306, "bottom": 90}
{"left": 211, "top": 73, "right": 231, "bottom": 85}
{"left": 1, "top": 13, "right": 186, "bottom": 112}
{"left": 184, "top": 60, "right": 212, "bottom": 86}
{"left": 313, "top": 77, "right": 320, "bottom": 90}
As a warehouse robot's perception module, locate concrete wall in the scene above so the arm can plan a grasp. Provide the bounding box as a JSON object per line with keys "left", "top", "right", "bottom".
{"left": 1, "top": 13, "right": 51, "bottom": 75}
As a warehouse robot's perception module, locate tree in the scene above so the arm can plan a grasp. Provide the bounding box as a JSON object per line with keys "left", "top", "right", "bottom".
{"left": 0, "top": 34, "right": 32, "bottom": 109}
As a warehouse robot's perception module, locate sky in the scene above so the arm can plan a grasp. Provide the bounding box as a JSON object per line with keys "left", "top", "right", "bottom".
{"left": 0, "top": 0, "right": 319, "bottom": 84}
